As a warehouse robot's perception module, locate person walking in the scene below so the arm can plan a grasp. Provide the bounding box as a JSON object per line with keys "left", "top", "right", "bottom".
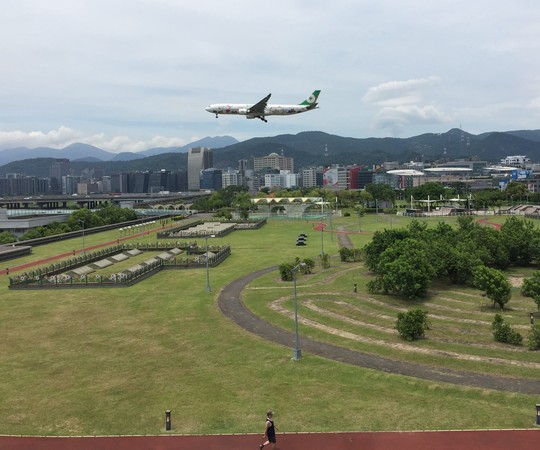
{"left": 259, "top": 410, "right": 277, "bottom": 450}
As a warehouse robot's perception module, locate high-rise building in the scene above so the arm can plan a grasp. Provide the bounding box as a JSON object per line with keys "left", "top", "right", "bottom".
{"left": 323, "top": 165, "right": 348, "bottom": 191}
{"left": 49, "top": 159, "right": 70, "bottom": 194}
{"left": 200, "top": 168, "right": 222, "bottom": 191}
{"left": 301, "top": 167, "right": 324, "bottom": 188}
{"left": 50, "top": 159, "right": 70, "bottom": 180}
{"left": 188, "top": 147, "right": 213, "bottom": 191}
{"left": 254, "top": 152, "right": 293, "bottom": 172}
{"left": 222, "top": 169, "right": 245, "bottom": 188}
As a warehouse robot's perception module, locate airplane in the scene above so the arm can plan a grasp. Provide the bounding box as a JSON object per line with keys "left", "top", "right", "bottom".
{"left": 205, "top": 90, "right": 321, "bottom": 122}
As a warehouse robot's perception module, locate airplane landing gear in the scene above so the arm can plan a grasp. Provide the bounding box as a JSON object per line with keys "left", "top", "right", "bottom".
{"left": 215, "top": 113, "right": 219, "bottom": 118}
{"left": 257, "top": 116, "right": 268, "bottom": 122}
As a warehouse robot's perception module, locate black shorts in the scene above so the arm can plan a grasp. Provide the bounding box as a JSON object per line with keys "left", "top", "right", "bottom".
{"left": 268, "top": 435, "right": 276, "bottom": 443}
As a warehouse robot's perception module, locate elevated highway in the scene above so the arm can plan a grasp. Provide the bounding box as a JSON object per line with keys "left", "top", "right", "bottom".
{"left": 0, "top": 192, "right": 209, "bottom": 209}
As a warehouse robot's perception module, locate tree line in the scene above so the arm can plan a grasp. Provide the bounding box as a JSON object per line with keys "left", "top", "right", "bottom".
{"left": 363, "top": 216, "right": 540, "bottom": 307}
{"left": 0, "top": 206, "right": 137, "bottom": 244}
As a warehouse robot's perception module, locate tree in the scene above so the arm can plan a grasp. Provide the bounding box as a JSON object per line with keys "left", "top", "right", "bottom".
{"left": 396, "top": 309, "right": 430, "bottom": 341}
{"left": 457, "top": 221, "right": 509, "bottom": 269}
{"left": 0, "top": 231, "right": 16, "bottom": 244}
{"left": 339, "top": 247, "right": 363, "bottom": 262}
{"left": 521, "top": 271, "right": 540, "bottom": 311}
{"left": 500, "top": 216, "right": 537, "bottom": 265}
{"left": 66, "top": 208, "right": 105, "bottom": 230}
{"left": 405, "top": 182, "right": 449, "bottom": 201}
{"left": 363, "top": 228, "right": 410, "bottom": 271}
{"left": 358, "top": 190, "right": 373, "bottom": 208}
{"left": 95, "top": 205, "right": 137, "bottom": 224}
{"left": 472, "top": 266, "right": 512, "bottom": 310}
{"left": 367, "top": 238, "right": 435, "bottom": 299}
{"left": 473, "top": 189, "right": 504, "bottom": 211}
{"left": 505, "top": 181, "right": 528, "bottom": 201}
{"left": 354, "top": 205, "right": 366, "bottom": 232}
{"left": 366, "top": 183, "right": 395, "bottom": 205}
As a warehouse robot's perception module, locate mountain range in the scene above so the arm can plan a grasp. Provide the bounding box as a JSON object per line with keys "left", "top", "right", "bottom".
{"left": 1, "top": 129, "right": 540, "bottom": 178}
{"left": 0, "top": 135, "right": 238, "bottom": 166}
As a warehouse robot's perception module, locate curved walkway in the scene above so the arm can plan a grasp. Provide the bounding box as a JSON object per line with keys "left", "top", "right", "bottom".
{"left": 217, "top": 267, "right": 540, "bottom": 394}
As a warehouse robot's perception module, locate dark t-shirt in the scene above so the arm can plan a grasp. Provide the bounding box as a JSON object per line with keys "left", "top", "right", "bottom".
{"left": 266, "top": 418, "right": 276, "bottom": 441}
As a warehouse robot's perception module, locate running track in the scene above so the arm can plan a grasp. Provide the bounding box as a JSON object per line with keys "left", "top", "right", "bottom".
{"left": 1, "top": 429, "right": 539, "bottom": 450}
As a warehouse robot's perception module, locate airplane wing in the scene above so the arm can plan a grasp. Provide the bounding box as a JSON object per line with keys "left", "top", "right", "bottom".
{"left": 248, "top": 93, "right": 271, "bottom": 115}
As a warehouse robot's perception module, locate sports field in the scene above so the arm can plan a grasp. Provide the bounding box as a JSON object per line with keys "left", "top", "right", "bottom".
{"left": 0, "top": 213, "right": 538, "bottom": 436}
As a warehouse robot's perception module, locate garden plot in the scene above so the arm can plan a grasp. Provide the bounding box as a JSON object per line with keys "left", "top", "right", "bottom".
{"left": 110, "top": 253, "right": 129, "bottom": 262}
{"left": 156, "top": 252, "right": 175, "bottom": 261}
{"left": 90, "top": 259, "right": 114, "bottom": 269}
{"left": 68, "top": 266, "right": 95, "bottom": 277}
{"left": 55, "top": 251, "right": 168, "bottom": 279}
{"left": 124, "top": 257, "right": 162, "bottom": 275}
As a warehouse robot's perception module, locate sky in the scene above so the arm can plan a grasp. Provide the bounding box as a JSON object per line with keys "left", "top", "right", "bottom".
{"left": 0, "top": 0, "right": 539, "bottom": 153}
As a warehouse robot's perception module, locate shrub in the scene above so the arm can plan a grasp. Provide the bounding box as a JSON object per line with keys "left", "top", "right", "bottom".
{"left": 491, "top": 314, "right": 523, "bottom": 345}
{"left": 279, "top": 258, "right": 314, "bottom": 281}
{"left": 339, "top": 247, "right": 363, "bottom": 262}
{"left": 396, "top": 309, "right": 430, "bottom": 341}
{"left": 528, "top": 325, "right": 540, "bottom": 350}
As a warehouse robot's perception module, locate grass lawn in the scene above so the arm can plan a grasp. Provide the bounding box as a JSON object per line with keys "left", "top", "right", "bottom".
{"left": 0, "top": 214, "right": 538, "bottom": 435}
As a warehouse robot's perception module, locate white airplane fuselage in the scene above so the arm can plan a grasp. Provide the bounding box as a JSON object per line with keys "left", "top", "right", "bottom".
{"left": 205, "top": 90, "right": 321, "bottom": 122}
{"left": 205, "top": 103, "right": 315, "bottom": 119}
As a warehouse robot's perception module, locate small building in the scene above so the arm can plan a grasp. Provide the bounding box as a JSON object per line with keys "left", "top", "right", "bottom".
{"left": 0, "top": 208, "right": 69, "bottom": 238}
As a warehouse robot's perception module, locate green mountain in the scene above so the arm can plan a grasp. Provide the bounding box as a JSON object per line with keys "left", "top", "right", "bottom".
{"left": 1, "top": 129, "right": 540, "bottom": 178}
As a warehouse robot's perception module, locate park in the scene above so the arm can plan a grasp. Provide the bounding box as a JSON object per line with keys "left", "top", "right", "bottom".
{"left": 0, "top": 211, "right": 539, "bottom": 448}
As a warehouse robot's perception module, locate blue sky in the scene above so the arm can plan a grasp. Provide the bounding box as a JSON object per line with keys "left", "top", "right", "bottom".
{"left": 0, "top": 0, "right": 539, "bottom": 152}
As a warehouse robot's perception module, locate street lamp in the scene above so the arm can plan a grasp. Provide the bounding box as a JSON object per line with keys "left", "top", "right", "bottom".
{"left": 204, "top": 234, "right": 215, "bottom": 293}
{"left": 292, "top": 262, "right": 306, "bottom": 361}
{"left": 320, "top": 219, "right": 324, "bottom": 257}
{"left": 78, "top": 219, "right": 86, "bottom": 255}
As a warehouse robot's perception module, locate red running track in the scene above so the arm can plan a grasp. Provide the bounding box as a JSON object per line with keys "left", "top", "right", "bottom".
{"left": 0, "top": 430, "right": 539, "bottom": 450}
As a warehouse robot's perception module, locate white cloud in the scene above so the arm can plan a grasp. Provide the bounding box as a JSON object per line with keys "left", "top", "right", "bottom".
{"left": 373, "top": 105, "right": 454, "bottom": 128}
{"left": 362, "top": 77, "right": 441, "bottom": 105}
{"left": 1, "top": 1, "right": 540, "bottom": 143}
{"left": 0, "top": 126, "right": 190, "bottom": 153}
{"left": 363, "top": 77, "right": 455, "bottom": 135}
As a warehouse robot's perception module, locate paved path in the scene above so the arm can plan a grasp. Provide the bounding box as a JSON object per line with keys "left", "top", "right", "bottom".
{"left": 217, "top": 266, "right": 540, "bottom": 394}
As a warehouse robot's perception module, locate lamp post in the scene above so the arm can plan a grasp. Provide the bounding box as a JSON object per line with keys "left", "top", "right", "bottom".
{"left": 204, "top": 234, "right": 215, "bottom": 293}
{"left": 329, "top": 209, "right": 333, "bottom": 242}
{"left": 320, "top": 219, "right": 324, "bottom": 257}
{"left": 292, "top": 262, "right": 306, "bottom": 361}
{"left": 78, "top": 219, "right": 86, "bottom": 255}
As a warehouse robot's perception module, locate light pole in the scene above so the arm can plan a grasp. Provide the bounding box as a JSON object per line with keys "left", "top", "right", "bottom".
{"left": 204, "top": 234, "right": 215, "bottom": 293}
{"left": 292, "top": 262, "right": 306, "bottom": 361}
{"left": 78, "top": 219, "right": 86, "bottom": 255}
{"left": 320, "top": 219, "right": 324, "bottom": 257}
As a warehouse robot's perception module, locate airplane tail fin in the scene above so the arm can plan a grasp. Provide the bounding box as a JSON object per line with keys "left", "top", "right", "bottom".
{"left": 299, "top": 90, "right": 321, "bottom": 107}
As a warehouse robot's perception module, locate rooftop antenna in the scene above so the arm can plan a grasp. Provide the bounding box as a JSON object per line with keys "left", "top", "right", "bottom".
{"left": 324, "top": 144, "right": 328, "bottom": 158}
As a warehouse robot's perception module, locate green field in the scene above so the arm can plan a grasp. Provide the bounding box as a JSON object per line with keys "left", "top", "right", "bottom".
{"left": 0, "top": 214, "right": 538, "bottom": 436}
